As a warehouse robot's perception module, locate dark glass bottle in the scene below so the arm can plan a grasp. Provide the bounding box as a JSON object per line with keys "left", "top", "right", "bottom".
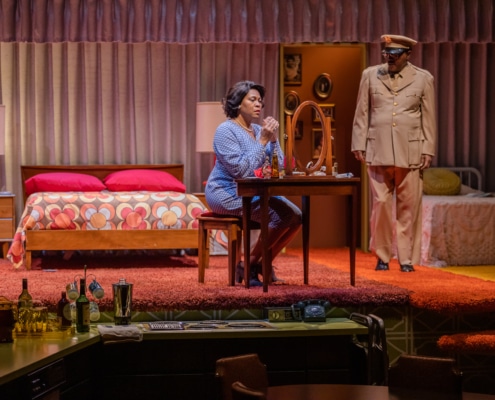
{"left": 18, "top": 278, "right": 33, "bottom": 309}
{"left": 57, "top": 291, "right": 72, "bottom": 329}
{"left": 272, "top": 151, "right": 279, "bottom": 178}
{"left": 76, "top": 279, "right": 90, "bottom": 333}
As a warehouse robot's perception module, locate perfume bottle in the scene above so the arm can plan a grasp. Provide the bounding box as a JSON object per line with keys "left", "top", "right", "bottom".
{"left": 272, "top": 151, "right": 279, "bottom": 178}
{"left": 262, "top": 156, "right": 272, "bottom": 179}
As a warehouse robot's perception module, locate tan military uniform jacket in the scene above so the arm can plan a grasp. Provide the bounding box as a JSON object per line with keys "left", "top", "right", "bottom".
{"left": 351, "top": 62, "right": 437, "bottom": 167}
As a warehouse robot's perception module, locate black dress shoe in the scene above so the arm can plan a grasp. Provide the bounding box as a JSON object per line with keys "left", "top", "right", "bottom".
{"left": 375, "top": 259, "right": 389, "bottom": 271}
{"left": 400, "top": 264, "right": 415, "bottom": 272}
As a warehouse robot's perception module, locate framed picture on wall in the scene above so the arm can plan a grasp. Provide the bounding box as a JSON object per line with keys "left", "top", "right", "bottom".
{"left": 284, "top": 91, "right": 300, "bottom": 115}
{"left": 313, "top": 73, "right": 333, "bottom": 100}
{"left": 283, "top": 54, "right": 302, "bottom": 85}
{"left": 313, "top": 104, "right": 335, "bottom": 122}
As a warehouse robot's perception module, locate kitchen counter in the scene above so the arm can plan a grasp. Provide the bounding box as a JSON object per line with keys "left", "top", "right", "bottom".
{"left": 0, "top": 329, "right": 100, "bottom": 386}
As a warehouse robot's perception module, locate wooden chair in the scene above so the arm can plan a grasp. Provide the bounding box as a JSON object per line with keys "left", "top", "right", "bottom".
{"left": 197, "top": 211, "right": 242, "bottom": 286}
{"left": 215, "top": 353, "right": 269, "bottom": 400}
{"left": 388, "top": 354, "right": 463, "bottom": 396}
{"left": 349, "top": 312, "right": 389, "bottom": 386}
{"left": 231, "top": 381, "right": 267, "bottom": 400}
{"left": 197, "top": 211, "right": 260, "bottom": 286}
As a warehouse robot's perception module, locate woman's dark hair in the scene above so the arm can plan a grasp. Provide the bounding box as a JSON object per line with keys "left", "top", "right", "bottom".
{"left": 222, "top": 80, "right": 265, "bottom": 118}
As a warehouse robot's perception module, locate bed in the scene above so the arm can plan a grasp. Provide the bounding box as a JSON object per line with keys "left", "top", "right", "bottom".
{"left": 7, "top": 164, "right": 209, "bottom": 269}
{"left": 419, "top": 167, "right": 495, "bottom": 267}
{"left": 392, "top": 167, "right": 495, "bottom": 267}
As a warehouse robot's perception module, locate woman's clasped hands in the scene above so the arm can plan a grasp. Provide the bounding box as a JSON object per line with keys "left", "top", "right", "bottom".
{"left": 260, "top": 116, "right": 279, "bottom": 144}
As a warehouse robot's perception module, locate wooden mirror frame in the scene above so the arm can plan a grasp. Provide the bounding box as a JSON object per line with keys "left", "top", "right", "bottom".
{"left": 285, "top": 100, "right": 333, "bottom": 176}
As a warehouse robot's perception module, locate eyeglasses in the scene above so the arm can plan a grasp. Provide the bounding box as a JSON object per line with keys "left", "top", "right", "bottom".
{"left": 382, "top": 49, "right": 409, "bottom": 58}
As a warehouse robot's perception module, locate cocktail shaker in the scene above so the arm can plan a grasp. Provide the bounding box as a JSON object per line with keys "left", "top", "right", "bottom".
{"left": 112, "top": 278, "right": 133, "bottom": 325}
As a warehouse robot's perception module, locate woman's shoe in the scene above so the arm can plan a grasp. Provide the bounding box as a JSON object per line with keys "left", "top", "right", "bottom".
{"left": 271, "top": 266, "right": 285, "bottom": 283}
{"left": 253, "top": 262, "right": 284, "bottom": 283}
{"left": 249, "top": 263, "right": 263, "bottom": 287}
{"left": 235, "top": 261, "right": 244, "bottom": 284}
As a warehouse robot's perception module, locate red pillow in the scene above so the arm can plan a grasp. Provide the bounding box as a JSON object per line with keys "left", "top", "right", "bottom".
{"left": 103, "top": 169, "right": 186, "bottom": 193}
{"left": 25, "top": 173, "right": 107, "bottom": 196}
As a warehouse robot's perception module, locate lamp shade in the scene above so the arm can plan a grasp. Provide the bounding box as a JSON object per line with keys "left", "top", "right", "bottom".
{"left": 195, "top": 102, "right": 225, "bottom": 153}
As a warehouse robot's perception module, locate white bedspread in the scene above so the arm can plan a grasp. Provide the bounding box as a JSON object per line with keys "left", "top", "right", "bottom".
{"left": 420, "top": 195, "right": 495, "bottom": 266}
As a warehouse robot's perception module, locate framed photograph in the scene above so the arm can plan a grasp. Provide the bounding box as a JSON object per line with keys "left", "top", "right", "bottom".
{"left": 313, "top": 104, "right": 335, "bottom": 123}
{"left": 284, "top": 91, "right": 300, "bottom": 115}
{"left": 313, "top": 73, "right": 333, "bottom": 100}
{"left": 294, "top": 120, "right": 303, "bottom": 140}
{"left": 283, "top": 54, "right": 302, "bottom": 85}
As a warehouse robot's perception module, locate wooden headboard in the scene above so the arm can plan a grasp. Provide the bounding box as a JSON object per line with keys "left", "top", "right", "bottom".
{"left": 20, "top": 164, "right": 184, "bottom": 203}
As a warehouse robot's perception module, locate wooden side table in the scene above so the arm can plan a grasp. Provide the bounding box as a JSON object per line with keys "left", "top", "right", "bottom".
{"left": 0, "top": 193, "right": 15, "bottom": 258}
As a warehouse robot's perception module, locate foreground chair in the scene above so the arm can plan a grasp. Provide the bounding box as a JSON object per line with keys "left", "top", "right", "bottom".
{"left": 215, "top": 353, "right": 269, "bottom": 400}
{"left": 349, "top": 312, "right": 389, "bottom": 386}
{"left": 231, "top": 381, "right": 267, "bottom": 400}
{"left": 388, "top": 354, "right": 462, "bottom": 396}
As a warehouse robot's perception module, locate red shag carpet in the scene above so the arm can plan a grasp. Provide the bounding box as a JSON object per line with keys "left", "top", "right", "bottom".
{"left": 437, "top": 331, "right": 495, "bottom": 355}
{"left": 1, "top": 248, "right": 494, "bottom": 315}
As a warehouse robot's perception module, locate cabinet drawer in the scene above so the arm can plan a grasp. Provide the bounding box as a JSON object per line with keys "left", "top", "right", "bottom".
{"left": 0, "top": 197, "right": 14, "bottom": 218}
{"left": 0, "top": 219, "right": 14, "bottom": 239}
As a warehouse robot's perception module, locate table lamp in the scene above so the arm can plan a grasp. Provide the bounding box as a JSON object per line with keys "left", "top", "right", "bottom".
{"left": 0, "top": 105, "right": 5, "bottom": 192}
{"left": 195, "top": 102, "right": 225, "bottom": 153}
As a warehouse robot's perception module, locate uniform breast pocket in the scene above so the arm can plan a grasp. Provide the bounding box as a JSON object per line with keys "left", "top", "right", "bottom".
{"left": 370, "top": 86, "right": 385, "bottom": 108}
{"left": 404, "top": 89, "right": 423, "bottom": 110}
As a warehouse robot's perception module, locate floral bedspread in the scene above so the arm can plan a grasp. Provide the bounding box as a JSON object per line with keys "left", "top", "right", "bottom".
{"left": 7, "top": 190, "right": 209, "bottom": 267}
{"left": 391, "top": 194, "right": 495, "bottom": 266}
{"left": 420, "top": 195, "right": 495, "bottom": 266}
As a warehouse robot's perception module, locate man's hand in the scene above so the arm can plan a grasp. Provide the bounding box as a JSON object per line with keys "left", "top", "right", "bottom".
{"left": 420, "top": 154, "right": 433, "bottom": 170}
{"left": 353, "top": 150, "right": 366, "bottom": 163}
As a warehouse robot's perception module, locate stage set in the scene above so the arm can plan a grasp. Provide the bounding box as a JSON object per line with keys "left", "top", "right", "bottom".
{"left": 1, "top": 247, "right": 494, "bottom": 397}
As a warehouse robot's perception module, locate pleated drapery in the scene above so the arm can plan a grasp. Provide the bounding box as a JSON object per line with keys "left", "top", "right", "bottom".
{"left": 1, "top": 0, "right": 493, "bottom": 44}
{"left": 0, "top": 0, "right": 494, "bottom": 215}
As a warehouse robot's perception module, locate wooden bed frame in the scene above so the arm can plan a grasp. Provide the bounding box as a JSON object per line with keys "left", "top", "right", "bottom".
{"left": 20, "top": 164, "right": 201, "bottom": 269}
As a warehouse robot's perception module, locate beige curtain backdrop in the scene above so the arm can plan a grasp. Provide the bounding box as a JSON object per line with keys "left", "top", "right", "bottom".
{"left": 0, "top": 41, "right": 280, "bottom": 214}
{"left": 0, "top": 0, "right": 494, "bottom": 216}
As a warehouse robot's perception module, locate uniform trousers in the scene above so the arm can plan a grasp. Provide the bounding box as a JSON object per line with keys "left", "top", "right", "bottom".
{"left": 368, "top": 166, "right": 423, "bottom": 265}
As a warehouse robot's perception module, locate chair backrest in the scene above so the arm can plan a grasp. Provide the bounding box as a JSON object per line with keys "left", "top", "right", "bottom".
{"left": 231, "top": 381, "right": 267, "bottom": 400}
{"left": 348, "top": 312, "right": 389, "bottom": 386}
{"left": 388, "top": 354, "right": 463, "bottom": 394}
{"left": 215, "top": 354, "right": 269, "bottom": 400}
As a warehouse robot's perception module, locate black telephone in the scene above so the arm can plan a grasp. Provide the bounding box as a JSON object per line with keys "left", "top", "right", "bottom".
{"left": 291, "top": 299, "right": 331, "bottom": 322}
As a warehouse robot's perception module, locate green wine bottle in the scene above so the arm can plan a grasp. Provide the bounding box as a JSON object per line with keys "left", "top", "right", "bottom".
{"left": 76, "top": 279, "right": 90, "bottom": 333}
{"left": 18, "top": 278, "right": 33, "bottom": 309}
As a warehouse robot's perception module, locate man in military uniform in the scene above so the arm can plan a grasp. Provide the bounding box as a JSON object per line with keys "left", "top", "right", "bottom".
{"left": 351, "top": 34, "right": 437, "bottom": 272}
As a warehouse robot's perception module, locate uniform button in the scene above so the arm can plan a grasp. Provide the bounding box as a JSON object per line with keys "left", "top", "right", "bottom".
{"left": 393, "top": 112, "right": 396, "bottom": 116}
{"left": 393, "top": 123, "right": 396, "bottom": 127}
{"left": 394, "top": 102, "right": 398, "bottom": 106}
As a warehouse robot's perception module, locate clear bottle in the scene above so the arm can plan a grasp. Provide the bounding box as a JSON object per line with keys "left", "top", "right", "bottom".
{"left": 262, "top": 156, "right": 272, "bottom": 179}
{"left": 57, "top": 291, "right": 72, "bottom": 329}
{"left": 76, "top": 279, "right": 90, "bottom": 333}
{"left": 272, "top": 151, "right": 279, "bottom": 178}
{"left": 18, "top": 278, "right": 33, "bottom": 309}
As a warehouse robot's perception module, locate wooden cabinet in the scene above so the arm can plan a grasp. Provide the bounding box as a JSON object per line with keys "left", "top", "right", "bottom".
{"left": 0, "top": 194, "right": 15, "bottom": 258}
